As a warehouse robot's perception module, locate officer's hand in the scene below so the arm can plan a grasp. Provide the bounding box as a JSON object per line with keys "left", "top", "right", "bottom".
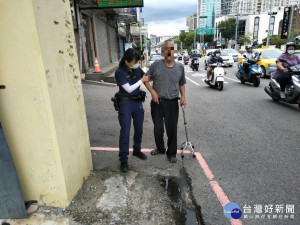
{"left": 141, "top": 75, "right": 150, "bottom": 83}
{"left": 151, "top": 90, "right": 159, "bottom": 104}
{"left": 180, "top": 97, "right": 186, "bottom": 108}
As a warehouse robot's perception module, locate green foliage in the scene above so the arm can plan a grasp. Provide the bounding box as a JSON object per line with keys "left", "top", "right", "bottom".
{"left": 290, "top": 28, "right": 300, "bottom": 39}
{"left": 238, "top": 35, "right": 252, "bottom": 45}
{"left": 204, "top": 35, "right": 214, "bottom": 43}
{"left": 218, "top": 18, "right": 236, "bottom": 40}
{"left": 178, "top": 30, "right": 214, "bottom": 49}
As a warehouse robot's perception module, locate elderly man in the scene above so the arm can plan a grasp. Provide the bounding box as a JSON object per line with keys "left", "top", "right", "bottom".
{"left": 144, "top": 40, "right": 186, "bottom": 163}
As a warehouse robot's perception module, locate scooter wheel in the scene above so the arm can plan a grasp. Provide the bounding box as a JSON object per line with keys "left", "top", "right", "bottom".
{"left": 193, "top": 154, "right": 196, "bottom": 158}
{"left": 181, "top": 155, "right": 184, "bottom": 159}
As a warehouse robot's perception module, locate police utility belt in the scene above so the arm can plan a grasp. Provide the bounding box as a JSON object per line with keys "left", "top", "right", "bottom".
{"left": 111, "top": 91, "right": 146, "bottom": 111}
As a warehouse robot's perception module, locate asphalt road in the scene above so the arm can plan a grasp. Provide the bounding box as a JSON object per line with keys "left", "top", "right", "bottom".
{"left": 82, "top": 58, "right": 299, "bottom": 225}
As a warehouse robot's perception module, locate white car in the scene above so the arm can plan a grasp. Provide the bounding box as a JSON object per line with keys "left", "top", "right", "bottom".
{"left": 224, "top": 49, "right": 241, "bottom": 62}
{"left": 205, "top": 50, "right": 234, "bottom": 67}
{"left": 149, "top": 54, "right": 163, "bottom": 67}
{"left": 220, "top": 51, "right": 234, "bottom": 67}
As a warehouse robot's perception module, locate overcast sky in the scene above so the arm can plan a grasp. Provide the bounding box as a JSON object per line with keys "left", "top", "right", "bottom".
{"left": 142, "top": 0, "right": 197, "bottom": 37}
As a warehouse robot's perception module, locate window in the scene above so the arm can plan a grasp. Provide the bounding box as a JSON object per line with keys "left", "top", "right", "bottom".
{"left": 253, "top": 17, "right": 260, "bottom": 40}
{"left": 238, "top": 20, "right": 246, "bottom": 35}
{"left": 269, "top": 16, "right": 275, "bottom": 36}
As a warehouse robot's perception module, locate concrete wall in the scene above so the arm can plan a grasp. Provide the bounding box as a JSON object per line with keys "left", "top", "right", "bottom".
{"left": 94, "top": 18, "right": 110, "bottom": 67}
{"left": 109, "top": 26, "right": 119, "bottom": 63}
{"left": 0, "top": 0, "right": 92, "bottom": 208}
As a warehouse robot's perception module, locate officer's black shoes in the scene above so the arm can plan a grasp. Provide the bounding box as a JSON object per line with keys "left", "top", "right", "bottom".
{"left": 150, "top": 149, "right": 165, "bottom": 155}
{"left": 168, "top": 155, "right": 177, "bottom": 163}
{"left": 120, "top": 162, "right": 129, "bottom": 172}
{"left": 133, "top": 151, "right": 147, "bottom": 160}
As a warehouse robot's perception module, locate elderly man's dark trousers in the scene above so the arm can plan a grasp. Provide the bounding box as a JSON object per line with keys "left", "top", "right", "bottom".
{"left": 151, "top": 100, "right": 179, "bottom": 156}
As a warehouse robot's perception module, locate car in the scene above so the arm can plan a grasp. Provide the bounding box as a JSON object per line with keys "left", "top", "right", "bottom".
{"left": 204, "top": 49, "right": 234, "bottom": 67}
{"left": 220, "top": 50, "right": 234, "bottom": 67}
{"left": 223, "top": 49, "right": 241, "bottom": 62}
{"left": 149, "top": 54, "right": 164, "bottom": 67}
{"left": 295, "top": 52, "right": 300, "bottom": 58}
{"left": 238, "top": 48, "right": 284, "bottom": 77}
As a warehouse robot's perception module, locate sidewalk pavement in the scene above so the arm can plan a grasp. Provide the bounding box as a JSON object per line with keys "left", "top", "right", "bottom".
{"left": 2, "top": 149, "right": 204, "bottom": 225}
{"left": 85, "top": 63, "right": 119, "bottom": 83}
{"left": 84, "top": 63, "right": 149, "bottom": 84}
{"left": 1, "top": 81, "right": 232, "bottom": 225}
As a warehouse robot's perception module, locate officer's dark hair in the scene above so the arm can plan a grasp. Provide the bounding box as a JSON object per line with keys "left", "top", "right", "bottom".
{"left": 119, "top": 48, "right": 140, "bottom": 67}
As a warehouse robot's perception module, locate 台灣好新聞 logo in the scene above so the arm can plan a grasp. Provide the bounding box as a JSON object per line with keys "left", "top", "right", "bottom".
{"left": 224, "top": 202, "right": 242, "bottom": 219}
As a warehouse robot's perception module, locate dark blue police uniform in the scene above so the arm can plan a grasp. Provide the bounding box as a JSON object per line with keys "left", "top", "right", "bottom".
{"left": 115, "top": 66, "right": 145, "bottom": 163}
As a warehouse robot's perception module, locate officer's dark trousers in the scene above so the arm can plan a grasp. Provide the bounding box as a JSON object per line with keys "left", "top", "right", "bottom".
{"left": 151, "top": 100, "right": 179, "bottom": 157}
{"left": 276, "top": 73, "right": 291, "bottom": 92}
{"left": 118, "top": 101, "right": 144, "bottom": 162}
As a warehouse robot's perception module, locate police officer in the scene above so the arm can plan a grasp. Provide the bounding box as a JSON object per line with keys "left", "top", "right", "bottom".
{"left": 115, "top": 48, "right": 150, "bottom": 172}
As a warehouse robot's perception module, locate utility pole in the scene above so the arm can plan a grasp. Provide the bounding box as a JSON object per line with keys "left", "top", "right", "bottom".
{"left": 194, "top": 27, "right": 197, "bottom": 49}
{"left": 266, "top": 1, "right": 276, "bottom": 47}
{"left": 234, "top": 15, "right": 239, "bottom": 51}
{"left": 137, "top": 7, "right": 142, "bottom": 51}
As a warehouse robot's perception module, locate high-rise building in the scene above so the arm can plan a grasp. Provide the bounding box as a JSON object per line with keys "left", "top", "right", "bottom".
{"left": 186, "top": 13, "right": 198, "bottom": 30}
{"left": 221, "top": 0, "right": 234, "bottom": 15}
{"left": 199, "top": 0, "right": 221, "bottom": 29}
{"left": 150, "top": 34, "right": 157, "bottom": 46}
{"left": 258, "top": 0, "right": 300, "bottom": 13}
{"left": 221, "top": 0, "right": 300, "bottom": 15}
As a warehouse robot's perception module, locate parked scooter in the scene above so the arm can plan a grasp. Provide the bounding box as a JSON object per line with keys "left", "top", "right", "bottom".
{"left": 236, "top": 52, "right": 262, "bottom": 87}
{"left": 204, "top": 62, "right": 225, "bottom": 91}
{"left": 264, "top": 58, "right": 300, "bottom": 109}
{"left": 190, "top": 56, "right": 199, "bottom": 71}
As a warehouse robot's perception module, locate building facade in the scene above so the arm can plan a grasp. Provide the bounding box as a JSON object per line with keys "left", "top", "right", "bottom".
{"left": 220, "top": 0, "right": 300, "bottom": 15}
{"left": 186, "top": 13, "right": 198, "bottom": 30}
{"left": 215, "top": 9, "right": 284, "bottom": 43}
{"left": 199, "top": 0, "right": 221, "bottom": 30}
{"left": 150, "top": 34, "right": 158, "bottom": 46}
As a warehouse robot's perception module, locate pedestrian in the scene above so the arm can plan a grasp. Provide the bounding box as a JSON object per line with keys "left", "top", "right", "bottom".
{"left": 115, "top": 48, "right": 150, "bottom": 172}
{"left": 144, "top": 40, "right": 186, "bottom": 163}
{"left": 140, "top": 51, "right": 145, "bottom": 68}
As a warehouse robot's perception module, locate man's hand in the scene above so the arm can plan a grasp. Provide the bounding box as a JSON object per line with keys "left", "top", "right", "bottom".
{"left": 151, "top": 90, "right": 159, "bottom": 104}
{"left": 180, "top": 97, "right": 186, "bottom": 108}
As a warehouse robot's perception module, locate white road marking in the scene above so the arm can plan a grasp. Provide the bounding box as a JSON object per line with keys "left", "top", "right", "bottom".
{"left": 186, "top": 76, "right": 200, "bottom": 86}
{"left": 192, "top": 74, "right": 205, "bottom": 77}
{"left": 224, "top": 76, "right": 240, "bottom": 83}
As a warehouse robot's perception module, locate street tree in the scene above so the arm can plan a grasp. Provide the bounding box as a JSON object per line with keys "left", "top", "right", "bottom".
{"left": 238, "top": 33, "right": 252, "bottom": 45}
{"left": 184, "top": 30, "right": 196, "bottom": 49}
{"left": 218, "top": 18, "right": 236, "bottom": 40}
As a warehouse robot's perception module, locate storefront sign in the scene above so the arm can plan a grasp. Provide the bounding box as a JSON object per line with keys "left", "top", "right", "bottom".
{"left": 97, "top": 0, "right": 143, "bottom": 8}
{"left": 281, "top": 7, "right": 291, "bottom": 39}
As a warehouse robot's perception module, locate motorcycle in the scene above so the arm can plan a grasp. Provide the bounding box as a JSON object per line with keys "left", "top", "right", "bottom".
{"left": 190, "top": 56, "right": 199, "bottom": 71}
{"left": 264, "top": 58, "right": 300, "bottom": 109}
{"left": 204, "top": 62, "right": 225, "bottom": 91}
{"left": 236, "top": 52, "right": 262, "bottom": 87}
{"left": 184, "top": 55, "right": 189, "bottom": 65}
